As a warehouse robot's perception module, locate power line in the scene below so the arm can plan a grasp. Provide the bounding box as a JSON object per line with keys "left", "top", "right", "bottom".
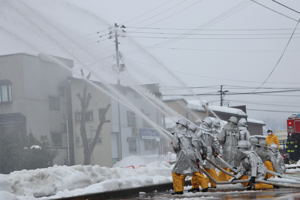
{"left": 249, "top": 0, "right": 298, "bottom": 22}
{"left": 146, "top": 0, "right": 205, "bottom": 26}
{"left": 163, "top": 89, "right": 300, "bottom": 96}
{"left": 255, "top": 18, "right": 300, "bottom": 89}
{"left": 129, "top": 35, "right": 300, "bottom": 40}
{"left": 122, "top": 0, "right": 173, "bottom": 24}
{"left": 153, "top": 1, "right": 251, "bottom": 46}
{"left": 168, "top": 69, "right": 300, "bottom": 85}
{"left": 247, "top": 108, "right": 300, "bottom": 113}
{"left": 228, "top": 99, "right": 300, "bottom": 108}
{"left": 130, "top": 0, "right": 189, "bottom": 25}
{"left": 126, "top": 31, "right": 300, "bottom": 36}
{"left": 270, "top": 0, "right": 300, "bottom": 14}
{"left": 126, "top": 26, "right": 299, "bottom": 32}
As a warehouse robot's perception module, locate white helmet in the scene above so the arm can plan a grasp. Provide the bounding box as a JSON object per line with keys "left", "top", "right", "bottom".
{"left": 249, "top": 136, "right": 259, "bottom": 146}
{"left": 212, "top": 119, "right": 221, "bottom": 128}
{"left": 176, "top": 118, "right": 189, "bottom": 128}
{"left": 228, "top": 116, "right": 238, "bottom": 124}
{"left": 238, "top": 118, "right": 248, "bottom": 127}
{"left": 237, "top": 140, "right": 251, "bottom": 150}
{"left": 202, "top": 117, "right": 213, "bottom": 128}
{"left": 188, "top": 123, "right": 198, "bottom": 133}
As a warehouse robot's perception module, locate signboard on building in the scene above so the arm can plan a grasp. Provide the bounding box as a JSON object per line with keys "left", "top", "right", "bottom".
{"left": 140, "top": 128, "right": 160, "bottom": 141}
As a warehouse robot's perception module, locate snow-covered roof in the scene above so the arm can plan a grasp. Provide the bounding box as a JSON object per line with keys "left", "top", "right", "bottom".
{"left": 247, "top": 118, "right": 265, "bottom": 125}
{"left": 187, "top": 100, "right": 247, "bottom": 117}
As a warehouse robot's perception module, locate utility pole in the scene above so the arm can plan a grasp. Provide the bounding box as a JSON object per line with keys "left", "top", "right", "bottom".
{"left": 108, "top": 23, "right": 126, "bottom": 161}
{"left": 218, "top": 85, "right": 228, "bottom": 106}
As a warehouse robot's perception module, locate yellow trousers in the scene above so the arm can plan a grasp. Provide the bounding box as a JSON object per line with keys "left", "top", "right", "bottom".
{"left": 205, "top": 168, "right": 218, "bottom": 187}
{"left": 264, "top": 160, "right": 274, "bottom": 179}
{"left": 190, "top": 172, "right": 209, "bottom": 190}
{"left": 239, "top": 175, "right": 273, "bottom": 189}
{"left": 218, "top": 168, "right": 232, "bottom": 181}
{"left": 172, "top": 172, "right": 186, "bottom": 192}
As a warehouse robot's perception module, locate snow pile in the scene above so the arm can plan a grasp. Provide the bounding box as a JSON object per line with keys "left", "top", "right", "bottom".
{"left": 0, "top": 155, "right": 174, "bottom": 200}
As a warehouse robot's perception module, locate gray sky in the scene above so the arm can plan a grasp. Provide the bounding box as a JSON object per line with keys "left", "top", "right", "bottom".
{"left": 0, "top": 0, "right": 300, "bottom": 130}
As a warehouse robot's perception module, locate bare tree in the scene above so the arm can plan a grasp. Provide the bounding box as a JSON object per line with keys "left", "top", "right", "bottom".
{"left": 77, "top": 74, "right": 110, "bottom": 164}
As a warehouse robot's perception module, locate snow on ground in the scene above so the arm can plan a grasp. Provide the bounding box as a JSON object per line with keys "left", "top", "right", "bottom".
{"left": 0, "top": 154, "right": 175, "bottom": 200}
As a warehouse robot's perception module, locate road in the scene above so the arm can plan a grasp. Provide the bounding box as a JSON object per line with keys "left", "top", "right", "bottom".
{"left": 134, "top": 188, "right": 300, "bottom": 200}
{"left": 124, "top": 172, "right": 300, "bottom": 200}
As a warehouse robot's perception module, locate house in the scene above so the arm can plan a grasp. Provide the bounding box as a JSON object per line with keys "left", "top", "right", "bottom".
{"left": 0, "top": 53, "right": 73, "bottom": 166}
{"left": 0, "top": 53, "right": 167, "bottom": 169}
{"left": 70, "top": 78, "right": 166, "bottom": 165}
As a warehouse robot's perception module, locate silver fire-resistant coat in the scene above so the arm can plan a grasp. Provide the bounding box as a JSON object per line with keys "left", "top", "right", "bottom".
{"left": 218, "top": 121, "right": 240, "bottom": 167}
{"left": 235, "top": 150, "right": 266, "bottom": 180}
{"left": 238, "top": 126, "right": 250, "bottom": 141}
{"left": 250, "top": 136, "right": 286, "bottom": 174}
{"left": 172, "top": 128, "right": 201, "bottom": 175}
{"left": 197, "top": 122, "right": 221, "bottom": 168}
{"left": 270, "top": 145, "right": 286, "bottom": 174}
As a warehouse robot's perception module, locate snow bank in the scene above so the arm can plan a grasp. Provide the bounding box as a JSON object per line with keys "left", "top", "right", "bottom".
{"left": 0, "top": 154, "right": 174, "bottom": 200}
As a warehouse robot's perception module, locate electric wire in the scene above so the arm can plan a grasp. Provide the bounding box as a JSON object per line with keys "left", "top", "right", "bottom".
{"left": 126, "top": 26, "right": 299, "bottom": 32}
{"left": 121, "top": 0, "right": 172, "bottom": 24}
{"left": 270, "top": 0, "right": 300, "bottom": 14}
{"left": 129, "top": 0, "right": 189, "bottom": 25}
{"left": 255, "top": 18, "right": 300, "bottom": 90}
{"left": 249, "top": 0, "right": 298, "bottom": 21}
{"left": 153, "top": 1, "right": 251, "bottom": 46}
{"left": 247, "top": 108, "right": 300, "bottom": 113}
{"left": 228, "top": 99, "right": 300, "bottom": 108}
{"left": 146, "top": 0, "right": 205, "bottom": 26}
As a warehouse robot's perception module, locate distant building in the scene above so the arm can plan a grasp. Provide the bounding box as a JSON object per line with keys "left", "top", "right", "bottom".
{"left": 70, "top": 78, "right": 166, "bottom": 165}
{"left": 0, "top": 53, "right": 167, "bottom": 169}
{"left": 0, "top": 53, "right": 73, "bottom": 165}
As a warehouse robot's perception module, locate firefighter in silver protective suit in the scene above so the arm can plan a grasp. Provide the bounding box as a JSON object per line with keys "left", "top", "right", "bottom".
{"left": 187, "top": 122, "right": 209, "bottom": 192}
{"left": 194, "top": 117, "right": 221, "bottom": 188}
{"left": 232, "top": 140, "right": 274, "bottom": 189}
{"left": 238, "top": 118, "right": 250, "bottom": 141}
{"left": 250, "top": 136, "right": 285, "bottom": 182}
{"left": 218, "top": 116, "right": 240, "bottom": 181}
{"left": 269, "top": 144, "right": 286, "bottom": 174}
{"left": 231, "top": 140, "right": 273, "bottom": 190}
{"left": 171, "top": 119, "right": 208, "bottom": 194}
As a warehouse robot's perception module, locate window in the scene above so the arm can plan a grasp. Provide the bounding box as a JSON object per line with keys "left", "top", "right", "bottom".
{"left": 86, "top": 111, "right": 93, "bottom": 121}
{"left": 127, "top": 111, "right": 136, "bottom": 127}
{"left": 74, "top": 111, "right": 93, "bottom": 122}
{"left": 0, "top": 80, "right": 12, "bottom": 103}
{"left": 51, "top": 132, "right": 62, "bottom": 147}
{"left": 49, "top": 96, "right": 60, "bottom": 111}
{"left": 144, "top": 139, "right": 158, "bottom": 151}
{"left": 75, "top": 111, "right": 81, "bottom": 122}
{"left": 127, "top": 137, "right": 137, "bottom": 153}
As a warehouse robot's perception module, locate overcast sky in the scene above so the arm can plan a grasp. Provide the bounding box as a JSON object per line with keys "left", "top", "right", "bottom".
{"left": 0, "top": 0, "right": 299, "bottom": 130}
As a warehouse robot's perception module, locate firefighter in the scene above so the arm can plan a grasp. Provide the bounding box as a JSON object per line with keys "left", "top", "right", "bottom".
{"left": 171, "top": 119, "right": 207, "bottom": 194}
{"left": 231, "top": 140, "right": 273, "bottom": 190}
{"left": 195, "top": 117, "right": 221, "bottom": 188}
{"left": 187, "top": 122, "right": 209, "bottom": 193}
{"left": 212, "top": 118, "right": 222, "bottom": 136}
{"left": 238, "top": 118, "right": 250, "bottom": 141}
{"left": 266, "top": 129, "right": 279, "bottom": 147}
{"left": 249, "top": 136, "right": 275, "bottom": 185}
{"left": 270, "top": 144, "right": 286, "bottom": 174}
{"left": 218, "top": 116, "right": 239, "bottom": 181}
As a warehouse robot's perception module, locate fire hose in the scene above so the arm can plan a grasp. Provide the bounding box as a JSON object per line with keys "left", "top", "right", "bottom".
{"left": 203, "top": 158, "right": 300, "bottom": 188}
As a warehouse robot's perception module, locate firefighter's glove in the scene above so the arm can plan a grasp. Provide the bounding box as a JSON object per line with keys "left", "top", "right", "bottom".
{"left": 213, "top": 152, "right": 219, "bottom": 157}
{"left": 230, "top": 177, "right": 237, "bottom": 183}
{"left": 247, "top": 176, "right": 256, "bottom": 190}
